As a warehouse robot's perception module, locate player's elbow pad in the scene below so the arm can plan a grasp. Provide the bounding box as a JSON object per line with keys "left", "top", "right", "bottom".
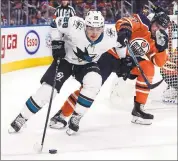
{"left": 50, "top": 27, "right": 63, "bottom": 41}
{"left": 152, "top": 51, "right": 168, "bottom": 67}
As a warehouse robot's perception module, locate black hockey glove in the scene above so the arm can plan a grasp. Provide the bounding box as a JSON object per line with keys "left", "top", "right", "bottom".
{"left": 116, "top": 56, "right": 135, "bottom": 80}
{"left": 152, "top": 5, "right": 168, "bottom": 14}
{"left": 155, "top": 29, "right": 168, "bottom": 52}
{"left": 51, "top": 40, "right": 66, "bottom": 61}
{"left": 117, "top": 23, "right": 132, "bottom": 47}
{"left": 153, "top": 6, "right": 165, "bottom": 13}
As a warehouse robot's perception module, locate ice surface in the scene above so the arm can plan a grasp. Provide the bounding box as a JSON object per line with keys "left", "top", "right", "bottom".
{"left": 1, "top": 66, "right": 177, "bottom": 160}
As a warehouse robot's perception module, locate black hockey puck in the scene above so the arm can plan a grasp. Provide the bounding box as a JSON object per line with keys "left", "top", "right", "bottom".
{"left": 49, "top": 149, "right": 57, "bottom": 154}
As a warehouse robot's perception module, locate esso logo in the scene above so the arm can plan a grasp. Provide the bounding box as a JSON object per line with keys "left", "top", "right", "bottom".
{"left": 24, "top": 30, "right": 40, "bottom": 55}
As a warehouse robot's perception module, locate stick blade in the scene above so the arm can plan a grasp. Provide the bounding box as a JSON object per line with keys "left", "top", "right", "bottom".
{"left": 33, "top": 142, "right": 43, "bottom": 153}
{"left": 149, "top": 79, "right": 164, "bottom": 89}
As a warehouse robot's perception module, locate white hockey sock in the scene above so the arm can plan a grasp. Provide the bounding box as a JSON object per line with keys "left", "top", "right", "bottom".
{"left": 74, "top": 93, "right": 94, "bottom": 116}
{"left": 20, "top": 83, "right": 57, "bottom": 120}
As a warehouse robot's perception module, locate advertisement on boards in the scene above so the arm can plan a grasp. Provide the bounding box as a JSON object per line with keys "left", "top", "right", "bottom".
{"left": 1, "top": 26, "right": 52, "bottom": 64}
{"left": 1, "top": 34, "right": 18, "bottom": 59}
{"left": 24, "top": 30, "right": 40, "bottom": 55}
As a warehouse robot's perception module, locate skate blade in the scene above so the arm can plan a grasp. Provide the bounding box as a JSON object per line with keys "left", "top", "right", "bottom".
{"left": 66, "top": 128, "right": 76, "bottom": 136}
{"left": 8, "top": 126, "right": 18, "bottom": 134}
{"left": 49, "top": 121, "right": 65, "bottom": 129}
{"left": 131, "top": 116, "right": 152, "bottom": 125}
{"left": 8, "top": 123, "right": 27, "bottom": 134}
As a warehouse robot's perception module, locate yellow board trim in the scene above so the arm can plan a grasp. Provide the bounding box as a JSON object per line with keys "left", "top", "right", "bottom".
{"left": 1, "top": 56, "right": 53, "bottom": 74}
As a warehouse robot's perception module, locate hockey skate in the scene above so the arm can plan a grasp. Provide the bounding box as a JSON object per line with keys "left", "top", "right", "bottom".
{"left": 131, "top": 101, "right": 154, "bottom": 125}
{"left": 8, "top": 114, "right": 27, "bottom": 133}
{"left": 49, "top": 110, "right": 67, "bottom": 129}
{"left": 66, "top": 111, "right": 82, "bottom": 136}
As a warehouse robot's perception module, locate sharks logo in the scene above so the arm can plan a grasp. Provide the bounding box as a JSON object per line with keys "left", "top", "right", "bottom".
{"left": 73, "top": 47, "right": 96, "bottom": 62}
{"left": 73, "top": 20, "right": 84, "bottom": 30}
{"left": 106, "top": 28, "right": 115, "bottom": 37}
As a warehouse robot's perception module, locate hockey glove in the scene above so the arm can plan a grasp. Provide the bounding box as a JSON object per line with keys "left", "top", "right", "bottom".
{"left": 116, "top": 56, "right": 135, "bottom": 80}
{"left": 153, "top": 6, "right": 166, "bottom": 13}
{"left": 117, "top": 23, "right": 132, "bottom": 47}
{"left": 155, "top": 29, "right": 168, "bottom": 52}
{"left": 51, "top": 40, "right": 66, "bottom": 61}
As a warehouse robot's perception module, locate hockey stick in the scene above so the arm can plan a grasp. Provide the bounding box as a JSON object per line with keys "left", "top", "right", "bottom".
{"left": 34, "top": 59, "right": 60, "bottom": 153}
{"left": 148, "top": 0, "right": 157, "bottom": 10}
{"left": 125, "top": 40, "right": 164, "bottom": 89}
{"left": 148, "top": 1, "right": 166, "bottom": 13}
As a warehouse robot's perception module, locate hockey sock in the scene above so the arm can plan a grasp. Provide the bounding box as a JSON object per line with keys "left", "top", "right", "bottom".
{"left": 75, "top": 93, "right": 94, "bottom": 115}
{"left": 61, "top": 90, "right": 80, "bottom": 117}
{"left": 20, "top": 83, "right": 57, "bottom": 120}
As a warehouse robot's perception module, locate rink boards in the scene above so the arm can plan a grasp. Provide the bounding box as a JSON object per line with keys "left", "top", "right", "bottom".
{"left": 1, "top": 15, "right": 177, "bottom": 73}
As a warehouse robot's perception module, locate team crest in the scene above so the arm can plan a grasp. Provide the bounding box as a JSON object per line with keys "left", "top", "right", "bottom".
{"left": 106, "top": 28, "right": 116, "bottom": 37}
{"left": 45, "top": 33, "right": 52, "bottom": 48}
{"left": 130, "top": 38, "right": 150, "bottom": 56}
{"left": 73, "top": 20, "right": 84, "bottom": 30}
{"left": 58, "top": 18, "right": 62, "bottom": 27}
{"left": 73, "top": 47, "right": 97, "bottom": 62}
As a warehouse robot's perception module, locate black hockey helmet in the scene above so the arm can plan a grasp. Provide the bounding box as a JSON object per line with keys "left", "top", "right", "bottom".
{"left": 151, "top": 11, "right": 170, "bottom": 28}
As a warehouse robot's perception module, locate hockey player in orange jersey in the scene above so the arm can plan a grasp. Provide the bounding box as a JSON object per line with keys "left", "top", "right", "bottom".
{"left": 49, "top": 8, "right": 170, "bottom": 128}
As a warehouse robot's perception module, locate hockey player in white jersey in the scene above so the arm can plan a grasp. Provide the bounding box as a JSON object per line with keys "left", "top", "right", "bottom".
{"left": 8, "top": 11, "right": 119, "bottom": 135}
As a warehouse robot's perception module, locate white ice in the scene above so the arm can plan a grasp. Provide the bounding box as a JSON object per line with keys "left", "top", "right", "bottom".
{"left": 1, "top": 66, "right": 177, "bottom": 160}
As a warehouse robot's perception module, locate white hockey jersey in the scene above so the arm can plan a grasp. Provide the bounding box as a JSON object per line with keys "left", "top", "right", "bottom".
{"left": 51, "top": 16, "right": 118, "bottom": 65}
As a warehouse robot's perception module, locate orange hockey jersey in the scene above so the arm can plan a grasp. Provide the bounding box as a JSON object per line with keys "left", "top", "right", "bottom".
{"left": 108, "top": 13, "right": 168, "bottom": 67}
{"left": 161, "top": 50, "right": 178, "bottom": 75}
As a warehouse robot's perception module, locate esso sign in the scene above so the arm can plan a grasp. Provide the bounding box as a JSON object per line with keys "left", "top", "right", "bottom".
{"left": 24, "top": 30, "right": 40, "bottom": 55}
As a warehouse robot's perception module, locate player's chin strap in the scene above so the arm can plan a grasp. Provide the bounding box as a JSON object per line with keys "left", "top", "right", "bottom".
{"left": 125, "top": 39, "right": 164, "bottom": 89}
